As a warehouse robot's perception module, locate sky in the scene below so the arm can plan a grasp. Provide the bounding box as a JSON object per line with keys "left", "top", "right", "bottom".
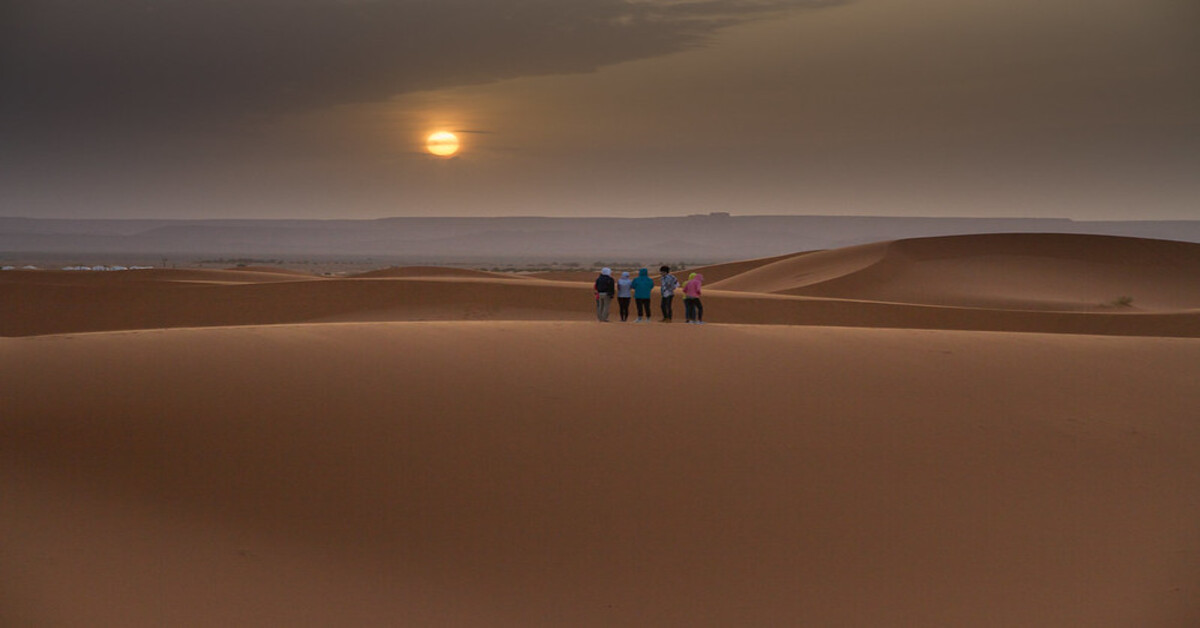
{"left": 2, "top": 0, "right": 1198, "bottom": 220}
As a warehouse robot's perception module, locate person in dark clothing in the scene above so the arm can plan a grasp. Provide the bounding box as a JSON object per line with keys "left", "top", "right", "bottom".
{"left": 682, "top": 272, "right": 697, "bottom": 322}
{"left": 594, "top": 267, "right": 615, "bottom": 322}
{"left": 631, "top": 268, "right": 654, "bottom": 322}
{"left": 658, "top": 265, "right": 678, "bottom": 322}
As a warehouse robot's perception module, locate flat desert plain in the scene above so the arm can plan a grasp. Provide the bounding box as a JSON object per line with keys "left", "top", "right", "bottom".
{"left": 3, "top": 233, "right": 1200, "bottom": 626}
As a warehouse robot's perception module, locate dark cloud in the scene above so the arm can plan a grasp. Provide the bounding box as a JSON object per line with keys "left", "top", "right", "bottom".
{"left": 1, "top": 0, "right": 839, "bottom": 130}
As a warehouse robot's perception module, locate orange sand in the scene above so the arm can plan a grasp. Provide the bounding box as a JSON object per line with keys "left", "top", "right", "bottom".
{"left": 3, "top": 233, "right": 1199, "bottom": 626}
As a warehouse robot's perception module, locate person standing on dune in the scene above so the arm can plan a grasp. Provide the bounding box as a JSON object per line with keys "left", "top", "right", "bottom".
{"left": 594, "top": 267, "right": 616, "bottom": 322}
{"left": 631, "top": 268, "right": 655, "bottom": 322}
{"left": 658, "top": 265, "right": 678, "bottom": 322}
{"left": 616, "top": 271, "right": 634, "bottom": 322}
{"left": 683, "top": 272, "right": 704, "bottom": 324}
{"left": 682, "top": 272, "right": 697, "bottom": 323}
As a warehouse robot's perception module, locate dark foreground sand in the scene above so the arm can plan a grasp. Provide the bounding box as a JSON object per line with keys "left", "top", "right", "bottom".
{"left": 3, "top": 233, "right": 1199, "bottom": 626}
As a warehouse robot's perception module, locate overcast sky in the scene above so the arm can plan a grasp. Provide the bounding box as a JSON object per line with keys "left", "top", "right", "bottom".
{"left": 3, "top": 0, "right": 1197, "bottom": 220}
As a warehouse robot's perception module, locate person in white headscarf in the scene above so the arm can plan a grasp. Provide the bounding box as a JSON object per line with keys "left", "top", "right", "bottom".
{"left": 594, "top": 267, "right": 615, "bottom": 322}
{"left": 616, "top": 271, "right": 634, "bottom": 321}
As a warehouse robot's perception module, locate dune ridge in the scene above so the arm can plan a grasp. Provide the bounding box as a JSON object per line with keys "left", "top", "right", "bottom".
{"left": 4, "top": 233, "right": 1199, "bottom": 338}
{"left": 226, "top": 265, "right": 319, "bottom": 276}
{"left": 711, "top": 233, "right": 1200, "bottom": 311}
{"left": 0, "top": 267, "right": 322, "bottom": 286}
{"left": 527, "top": 252, "right": 818, "bottom": 284}
{"left": 349, "top": 266, "right": 528, "bottom": 280}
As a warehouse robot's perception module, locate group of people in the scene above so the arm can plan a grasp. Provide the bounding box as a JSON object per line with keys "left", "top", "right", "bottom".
{"left": 593, "top": 265, "right": 705, "bottom": 324}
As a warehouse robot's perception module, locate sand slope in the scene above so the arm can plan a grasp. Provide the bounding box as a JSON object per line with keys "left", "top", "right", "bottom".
{"left": 710, "top": 233, "right": 1200, "bottom": 311}
{"left": 682, "top": 250, "right": 816, "bottom": 284}
{"left": 0, "top": 267, "right": 322, "bottom": 286}
{"left": 523, "top": 270, "right": 597, "bottom": 282}
{"left": 5, "top": 273, "right": 1198, "bottom": 338}
{"left": 3, "top": 322, "right": 1199, "bottom": 626}
{"left": 227, "top": 266, "right": 320, "bottom": 277}
{"left": 528, "top": 253, "right": 810, "bottom": 284}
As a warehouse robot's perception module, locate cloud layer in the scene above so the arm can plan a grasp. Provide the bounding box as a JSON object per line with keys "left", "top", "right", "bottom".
{"left": 2, "top": 0, "right": 838, "bottom": 127}
{"left": 2, "top": 0, "right": 1196, "bottom": 220}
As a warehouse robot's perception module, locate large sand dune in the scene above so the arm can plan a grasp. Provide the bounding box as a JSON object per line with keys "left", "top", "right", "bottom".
{"left": 710, "top": 233, "right": 1200, "bottom": 311}
{"left": 4, "top": 233, "right": 1200, "bottom": 626}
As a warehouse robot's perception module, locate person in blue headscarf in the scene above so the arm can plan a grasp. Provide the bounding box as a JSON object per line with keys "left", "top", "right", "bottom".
{"left": 631, "top": 268, "right": 655, "bottom": 323}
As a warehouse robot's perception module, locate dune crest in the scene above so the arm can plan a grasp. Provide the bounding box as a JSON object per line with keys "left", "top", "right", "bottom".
{"left": 350, "top": 266, "right": 526, "bottom": 280}
{"left": 226, "top": 266, "right": 318, "bottom": 276}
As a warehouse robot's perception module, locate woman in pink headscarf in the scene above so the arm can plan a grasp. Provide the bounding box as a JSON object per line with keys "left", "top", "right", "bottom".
{"left": 682, "top": 272, "right": 704, "bottom": 324}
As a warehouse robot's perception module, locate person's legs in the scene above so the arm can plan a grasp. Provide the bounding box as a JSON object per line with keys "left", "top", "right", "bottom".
{"left": 618, "top": 297, "right": 630, "bottom": 321}
{"left": 597, "top": 294, "right": 611, "bottom": 321}
{"left": 684, "top": 298, "right": 695, "bottom": 322}
{"left": 636, "top": 299, "right": 650, "bottom": 319}
{"left": 694, "top": 298, "right": 703, "bottom": 323}
{"left": 661, "top": 295, "right": 673, "bottom": 321}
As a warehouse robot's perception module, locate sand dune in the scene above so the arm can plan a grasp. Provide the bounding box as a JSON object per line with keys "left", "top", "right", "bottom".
{"left": 227, "top": 265, "right": 320, "bottom": 277}
{"left": 707, "top": 241, "right": 890, "bottom": 295}
{"left": 710, "top": 233, "right": 1200, "bottom": 312}
{"left": 0, "top": 267, "right": 322, "bottom": 286}
{"left": 682, "top": 251, "right": 816, "bottom": 284}
{"left": 5, "top": 234, "right": 1199, "bottom": 338}
{"left": 3, "top": 322, "right": 1199, "bottom": 626}
{"left": 5, "top": 270, "right": 1198, "bottom": 338}
{"left": 0, "top": 275, "right": 592, "bottom": 336}
{"left": 529, "top": 254, "right": 810, "bottom": 284}
{"left": 5, "top": 232, "right": 1200, "bottom": 625}
{"left": 523, "top": 270, "right": 596, "bottom": 282}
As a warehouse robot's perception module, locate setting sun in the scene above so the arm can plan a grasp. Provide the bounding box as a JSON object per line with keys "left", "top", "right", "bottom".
{"left": 426, "top": 131, "right": 460, "bottom": 157}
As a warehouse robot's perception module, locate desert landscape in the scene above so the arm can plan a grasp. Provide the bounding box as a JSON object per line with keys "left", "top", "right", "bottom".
{"left": 3, "top": 232, "right": 1200, "bottom": 626}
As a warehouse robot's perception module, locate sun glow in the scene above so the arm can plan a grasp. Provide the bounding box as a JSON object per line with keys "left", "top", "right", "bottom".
{"left": 426, "top": 131, "right": 460, "bottom": 157}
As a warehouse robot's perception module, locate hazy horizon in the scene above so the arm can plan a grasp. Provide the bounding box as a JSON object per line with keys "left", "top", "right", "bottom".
{"left": 4, "top": 0, "right": 1197, "bottom": 221}
{"left": 5, "top": 211, "right": 1200, "bottom": 223}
